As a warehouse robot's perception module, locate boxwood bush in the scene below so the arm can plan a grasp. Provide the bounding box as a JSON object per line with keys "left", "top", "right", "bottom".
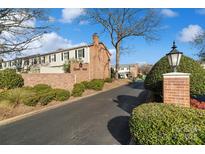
{"left": 129, "top": 103, "right": 205, "bottom": 145}
{"left": 144, "top": 55, "right": 205, "bottom": 99}
{"left": 72, "top": 83, "right": 85, "bottom": 97}
{"left": 38, "top": 91, "right": 56, "bottom": 106}
{"left": 22, "top": 95, "right": 40, "bottom": 106}
{"left": 53, "top": 89, "right": 70, "bottom": 101}
{"left": 33, "top": 84, "right": 52, "bottom": 93}
{"left": 81, "top": 81, "right": 90, "bottom": 89}
{"left": 0, "top": 69, "right": 24, "bottom": 89}
{"left": 86, "top": 79, "right": 105, "bottom": 91}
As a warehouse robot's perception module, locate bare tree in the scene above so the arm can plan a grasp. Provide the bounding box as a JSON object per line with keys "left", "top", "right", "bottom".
{"left": 86, "top": 9, "right": 161, "bottom": 79}
{"left": 194, "top": 32, "right": 205, "bottom": 62}
{"left": 0, "top": 9, "right": 50, "bottom": 56}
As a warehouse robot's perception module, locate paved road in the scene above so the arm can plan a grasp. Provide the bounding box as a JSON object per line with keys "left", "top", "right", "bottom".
{"left": 0, "top": 81, "right": 148, "bottom": 145}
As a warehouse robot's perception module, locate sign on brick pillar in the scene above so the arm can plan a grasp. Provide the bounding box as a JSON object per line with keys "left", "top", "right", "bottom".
{"left": 163, "top": 72, "right": 190, "bottom": 107}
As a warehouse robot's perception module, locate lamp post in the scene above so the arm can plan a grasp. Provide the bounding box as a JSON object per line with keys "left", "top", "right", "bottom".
{"left": 166, "top": 41, "right": 183, "bottom": 72}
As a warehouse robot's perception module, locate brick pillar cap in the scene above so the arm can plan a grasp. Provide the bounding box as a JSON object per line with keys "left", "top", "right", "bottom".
{"left": 163, "top": 72, "right": 190, "bottom": 77}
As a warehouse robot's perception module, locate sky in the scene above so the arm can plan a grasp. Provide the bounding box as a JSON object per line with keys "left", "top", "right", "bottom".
{"left": 9, "top": 8, "right": 205, "bottom": 65}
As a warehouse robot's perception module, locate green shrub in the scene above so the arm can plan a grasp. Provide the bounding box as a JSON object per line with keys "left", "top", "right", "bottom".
{"left": 33, "top": 84, "right": 52, "bottom": 93}
{"left": 38, "top": 91, "right": 55, "bottom": 105}
{"left": 53, "top": 89, "right": 70, "bottom": 101}
{"left": 0, "top": 69, "right": 24, "bottom": 89}
{"left": 81, "top": 81, "right": 90, "bottom": 89}
{"left": 86, "top": 79, "right": 105, "bottom": 91}
{"left": 0, "top": 88, "right": 36, "bottom": 106}
{"left": 22, "top": 95, "right": 39, "bottom": 106}
{"left": 63, "top": 61, "right": 71, "bottom": 73}
{"left": 72, "top": 83, "right": 85, "bottom": 97}
{"left": 144, "top": 55, "right": 205, "bottom": 98}
{"left": 129, "top": 103, "right": 205, "bottom": 145}
{"left": 104, "top": 78, "right": 113, "bottom": 83}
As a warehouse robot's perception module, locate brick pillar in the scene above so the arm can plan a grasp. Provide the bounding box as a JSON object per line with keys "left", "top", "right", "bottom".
{"left": 163, "top": 72, "right": 190, "bottom": 107}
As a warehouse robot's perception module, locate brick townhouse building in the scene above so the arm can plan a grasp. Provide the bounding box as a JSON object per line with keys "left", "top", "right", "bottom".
{"left": 0, "top": 34, "right": 111, "bottom": 80}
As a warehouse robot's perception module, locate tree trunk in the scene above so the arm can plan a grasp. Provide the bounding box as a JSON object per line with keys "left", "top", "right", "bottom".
{"left": 115, "top": 42, "right": 120, "bottom": 79}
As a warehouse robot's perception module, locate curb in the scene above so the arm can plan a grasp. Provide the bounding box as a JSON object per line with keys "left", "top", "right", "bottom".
{"left": 0, "top": 82, "right": 129, "bottom": 126}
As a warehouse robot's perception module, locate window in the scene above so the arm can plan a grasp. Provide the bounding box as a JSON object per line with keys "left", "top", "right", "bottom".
{"left": 51, "top": 54, "right": 56, "bottom": 62}
{"left": 34, "top": 58, "right": 37, "bottom": 64}
{"left": 64, "top": 52, "right": 69, "bottom": 60}
{"left": 53, "top": 54, "right": 56, "bottom": 62}
{"left": 77, "top": 48, "right": 85, "bottom": 59}
{"left": 49, "top": 55, "right": 51, "bottom": 63}
{"left": 18, "top": 59, "right": 22, "bottom": 66}
{"left": 41, "top": 56, "right": 45, "bottom": 63}
{"left": 4, "top": 62, "right": 6, "bottom": 67}
{"left": 9, "top": 61, "right": 11, "bottom": 67}
{"left": 24, "top": 59, "right": 29, "bottom": 66}
{"left": 38, "top": 57, "right": 41, "bottom": 64}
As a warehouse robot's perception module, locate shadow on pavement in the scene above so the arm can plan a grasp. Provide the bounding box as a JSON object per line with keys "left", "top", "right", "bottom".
{"left": 108, "top": 82, "right": 149, "bottom": 144}
{"left": 125, "top": 81, "right": 145, "bottom": 90}
{"left": 107, "top": 116, "right": 131, "bottom": 145}
{"left": 112, "top": 91, "right": 148, "bottom": 114}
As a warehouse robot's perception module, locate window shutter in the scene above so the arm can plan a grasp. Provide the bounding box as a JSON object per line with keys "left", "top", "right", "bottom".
{"left": 75, "top": 50, "right": 77, "bottom": 59}
{"left": 61, "top": 53, "right": 64, "bottom": 61}
{"left": 68, "top": 52, "right": 69, "bottom": 59}
{"left": 54, "top": 54, "right": 56, "bottom": 62}
{"left": 83, "top": 49, "right": 85, "bottom": 58}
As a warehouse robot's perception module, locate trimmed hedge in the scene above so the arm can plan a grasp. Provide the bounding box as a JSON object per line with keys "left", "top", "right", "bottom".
{"left": 144, "top": 55, "right": 205, "bottom": 98}
{"left": 86, "top": 79, "right": 105, "bottom": 91}
{"left": 22, "top": 95, "right": 39, "bottom": 106}
{"left": 129, "top": 103, "right": 205, "bottom": 145}
{"left": 72, "top": 83, "right": 85, "bottom": 97}
{"left": 0, "top": 69, "right": 24, "bottom": 89}
{"left": 33, "top": 84, "right": 52, "bottom": 93}
{"left": 53, "top": 89, "right": 70, "bottom": 101}
{"left": 81, "top": 81, "right": 90, "bottom": 89}
{"left": 38, "top": 91, "right": 56, "bottom": 106}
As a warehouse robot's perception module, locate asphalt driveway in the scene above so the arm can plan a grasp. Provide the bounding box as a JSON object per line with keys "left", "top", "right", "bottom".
{"left": 0, "top": 81, "right": 148, "bottom": 145}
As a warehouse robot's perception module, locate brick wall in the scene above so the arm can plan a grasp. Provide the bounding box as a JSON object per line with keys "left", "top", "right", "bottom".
{"left": 163, "top": 72, "right": 190, "bottom": 107}
{"left": 22, "top": 73, "right": 75, "bottom": 90}
{"left": 22, "top": 63, "right": 91, "bottom": 90}
{"left": 70, "top": 62, "right": 90, "bottom": 83}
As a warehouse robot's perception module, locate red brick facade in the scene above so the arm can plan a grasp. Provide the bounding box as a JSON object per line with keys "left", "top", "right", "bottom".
{"left": 163, "top": 73, "right": 190, "bottom": 107}
{"left": 89, "top": 34, "right": 110, "bottom": 79}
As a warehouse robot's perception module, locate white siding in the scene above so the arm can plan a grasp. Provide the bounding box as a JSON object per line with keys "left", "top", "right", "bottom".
{"left": 0, "top": 46, "right": 90, "bottom": 73}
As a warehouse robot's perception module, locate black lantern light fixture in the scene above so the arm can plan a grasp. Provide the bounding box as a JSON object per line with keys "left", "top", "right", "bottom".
{"left": 166, "top": 41, "right": 183, "bottom": 72}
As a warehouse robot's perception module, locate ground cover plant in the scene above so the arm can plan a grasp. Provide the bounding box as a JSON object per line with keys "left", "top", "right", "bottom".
{"left": 0, "top": 84, "right": 70, "bottom": 107}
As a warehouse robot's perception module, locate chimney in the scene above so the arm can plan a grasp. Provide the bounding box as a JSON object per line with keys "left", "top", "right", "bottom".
{"left": 92, "top": 33, "right": 99, "bottom": 46}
